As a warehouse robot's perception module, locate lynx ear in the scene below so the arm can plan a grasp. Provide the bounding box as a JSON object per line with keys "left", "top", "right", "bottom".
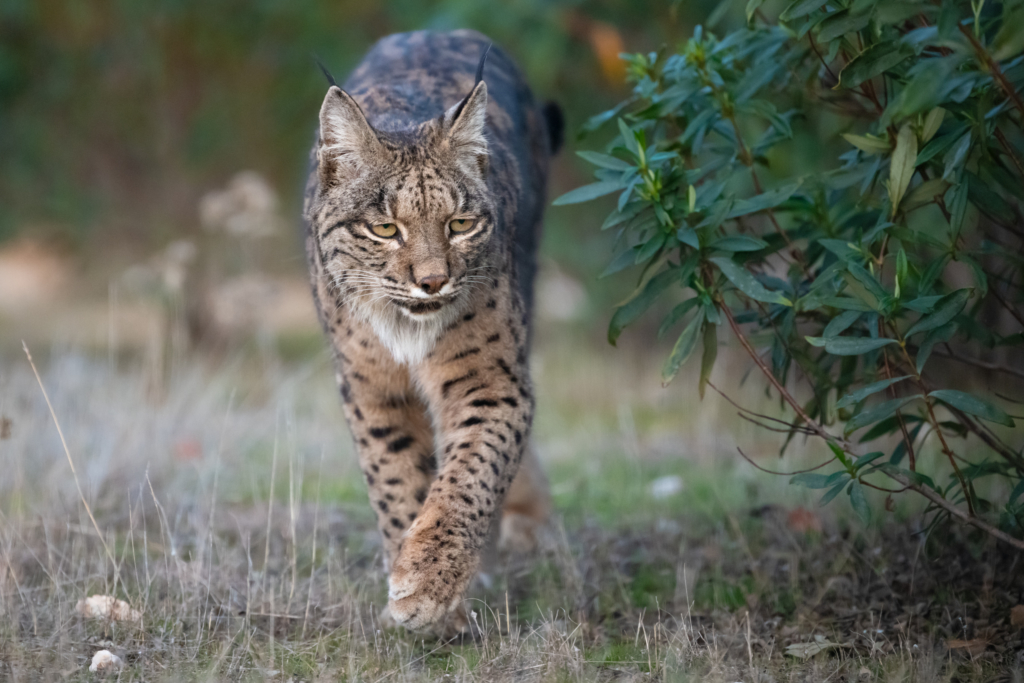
{"left": 318, "top": 86, "right": 380, "bottom": 178}
{"left": 444, "top": 81, "right": 489, "bottom": 175}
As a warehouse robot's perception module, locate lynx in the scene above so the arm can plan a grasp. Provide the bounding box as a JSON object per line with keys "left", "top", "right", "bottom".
{"left": 303, "top": 30, "right": 562, "bottom": 631}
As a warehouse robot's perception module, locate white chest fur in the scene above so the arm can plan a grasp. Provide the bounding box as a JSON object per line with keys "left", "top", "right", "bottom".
{"left": 359, "top": 304, "right": 460, "bottom": 365}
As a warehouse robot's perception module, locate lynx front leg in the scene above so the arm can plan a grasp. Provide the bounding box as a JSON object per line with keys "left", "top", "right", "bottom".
{"left": 387, "top": 314, "right": 534, "bottom": 629}
{"left": 335, "top": 358, "right": 437, "bottom": 570}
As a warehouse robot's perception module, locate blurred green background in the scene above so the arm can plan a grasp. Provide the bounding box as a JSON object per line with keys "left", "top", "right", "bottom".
{"left": 0, "top": 0, "right": 728, "bottom": 272}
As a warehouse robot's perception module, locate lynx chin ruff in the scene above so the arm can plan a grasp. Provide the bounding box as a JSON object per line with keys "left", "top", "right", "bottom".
{"left": 303, "top": 30, "right": 562, "bottom": 632}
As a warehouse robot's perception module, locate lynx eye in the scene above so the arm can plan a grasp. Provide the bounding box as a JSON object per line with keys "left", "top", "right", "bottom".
{"left": 449, "top": 218, "right": 477, "bottom": 233}
{"left": 371, "top": 223, "right": 398, "bottom": 238}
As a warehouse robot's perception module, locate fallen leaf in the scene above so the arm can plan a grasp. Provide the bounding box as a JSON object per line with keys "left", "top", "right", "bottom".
{"left": 946, "top": 638, "right": 987, "bottom": 656}
{"left": 785, "top": 634, "right": 847, "bottom": 658}
{"left": 89, "top": 650, "right": 124, "bottom": 673}
{"left": 76, "top": 595, "right": 142, "bottom": 622}
{"left": 1011, "top": 604, "right": 1024, "bottom": 628}
{"left": 787, "top": 507, "right": 823, "bottom": 533}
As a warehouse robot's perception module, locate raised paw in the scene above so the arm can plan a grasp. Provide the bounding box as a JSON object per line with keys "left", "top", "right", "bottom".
{"left": 386, "top": 509, "right": 478, "bottom": 631}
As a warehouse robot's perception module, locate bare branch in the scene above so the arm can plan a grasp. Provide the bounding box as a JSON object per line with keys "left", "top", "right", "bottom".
{"left": 736, "top": 448, "right": 833, "bottom": 476}
{"left": 933, "top": 350, "right": 1024, "bottom": 380}
{"left": 884, "top": 469, "right": 1024, "bottom": 551}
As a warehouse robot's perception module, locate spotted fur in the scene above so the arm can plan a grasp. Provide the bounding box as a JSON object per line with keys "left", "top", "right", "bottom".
{"left": 303, "top": 30, "right": 560, "bottom": 631}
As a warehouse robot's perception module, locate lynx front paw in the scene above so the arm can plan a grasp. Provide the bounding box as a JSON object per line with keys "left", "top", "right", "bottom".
{"left": 386, "top": 512, "right": 477, "bottom": 631}
{"left": 387, "top": 571, "right": 460, "bottom": 631}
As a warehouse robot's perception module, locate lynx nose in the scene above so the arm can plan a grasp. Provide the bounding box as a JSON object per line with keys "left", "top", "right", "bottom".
{"left": 418, "top": 274, "right": 449, "bottom": 295}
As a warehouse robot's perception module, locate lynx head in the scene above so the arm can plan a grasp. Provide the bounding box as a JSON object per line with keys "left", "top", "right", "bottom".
{"left": 309, "top": 75, "right": 496, "bottom": 364}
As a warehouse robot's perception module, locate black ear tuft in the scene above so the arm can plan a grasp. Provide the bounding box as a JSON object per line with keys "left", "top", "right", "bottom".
{"left": 542, "top": 101, "right": 565, "bottom": 155}
{"left": 474, "top": 43, "right": 492, "bottom": 86}
{"left": 313, "top": 54, "right": 338, "bottom": 88}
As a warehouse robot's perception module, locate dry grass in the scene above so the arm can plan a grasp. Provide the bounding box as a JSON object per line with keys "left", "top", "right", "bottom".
{"left": 0, "top": 332, "right": 1022, "bottom": 681}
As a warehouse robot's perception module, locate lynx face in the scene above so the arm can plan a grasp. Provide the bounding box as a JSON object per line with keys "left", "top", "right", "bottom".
{"left": 309, "top": 82, "right": 496, "bottom": 363}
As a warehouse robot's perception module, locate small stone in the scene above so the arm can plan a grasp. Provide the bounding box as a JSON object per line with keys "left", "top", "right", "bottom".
{"left": 76, "top": 595, "right": 142, "bottom": 622}
{"left": 649, "top": 475, "right": 684, "bottom": 499}
{"left": 88, "top": 650, "right": 123, "bottom": 673}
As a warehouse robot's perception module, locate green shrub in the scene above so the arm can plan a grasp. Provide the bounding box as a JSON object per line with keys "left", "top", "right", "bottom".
{"left": 563, "top": 0, "right": 1024, "bottom": 548}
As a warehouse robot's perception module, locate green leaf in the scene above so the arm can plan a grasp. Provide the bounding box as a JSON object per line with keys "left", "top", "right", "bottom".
{"left": 710, "top": 257, "right": 792, "bottom": 306}
{"left": 739, "top": 99, "right": 793, "bottom": 138}
{"left": 847, "top": 262, "right": 888, "bottom": 301}
{"left": 746, "top": 0, "right": 766, "bottom": 22}
{"left": 822, "top": 336, "right": 897, "bottom": 355}
{"left": 699, "top": 322, "right": 718, "bottom": 399}
{"left": 576, "top": 151, "right": 634, "bottom": 171}
{"left": 901, "top": 178, "right": 950, "bottom": 213}
{"left": 821, "top": 297, "right": 874, "bottom": 312}
{"left": 601, "top": 204, "right": 643, "bottom": 231}
{"left": 916, "top": 321, "right": 956, "bottom": 373}
{"left": 853, "top": 451, "right": 886, "bottom": 472}
{"left": 818, "top": 9, "right": 871, "bottom": 42}
{"left": 896, "top": 248, "right": 908, "bottom": 290}
{"left": 967, "top": 171, "right": 1016, "bottom": 225}
{"left": 819, "top": 239, "right": 861, "bottom": 261}
{"left": 937, "top": 0, "right": 960, "bottom": 37}
{"left": 824, "top": 310, "right": 861, "bottom": 337}
{"left": 601, "top": 247, "right": 640, "bottom": 278}
{"left": 917, "top": 254, "right": 950, "bottom": 295}
{"left": 635, "top": 232, "right": 667, "bottom": 264}
{"left": 780, "top": 0, "right": 825, "bottom": 21}
{"left": 580, "top": 101, "right": 630, "bottom": 135}
{"left": 790, "top": 472, "right": 835, "bottom": 489}
{"left": 662, "top": 310, "right": 705, "bottom": 385}
{"left": 917, "top": 125, "right": 968, "bottom": 165}
{"left": 921, "top": 108, "right": 945, "bottom": 143}
{"left": 828, "top": 441, "right": 850, "bottom": 468}
{"left": 929, "top": 390, "right": 1015, "bottom": 427}
{"left": 905, "top": 288, "right": 970, "bottom": 337}
{"left": 553, "top": 180, "right": 623, "bottom": 205}
{"left": 658, "top": 298, "right": 700, "bottom": 339}
{"left": 726, "top": 182, "right": 801, "bottom": 218}
{"left": 843, "top": 133, "right": 890, "bottom": 155}
{"left": 837, "top": 376, "right": 912, "bottom": 409}
{"left": 680, "top": 108, "right": 717, "bottom": 145}
{"left": 880, "top": 464, "right": 937, "bottom": 491}
{"left": 942, "top": 132, "right": 971, "bottom": 181}
{"left": 849, "top": 481, "right": 871, "bottom": 525}
{"left": 904, "top": 295, "right": 942, "bottom": 313}
{"left": 845, "top": 395, "right": 921, "bottom": 435}
{"left": 921, "top": 107, "right": 942, "bottom": 142}
{"left": 819, "top": 480, "right": 848, "bottom": 506}
{"left": 889, "top": 123, "right": 918, "bottom": 215}
{"left": 837, "top": 43, "right": 910, "bottom": 90}
{"left": 608, "top": 268, "right": 678, "bottom": 345}
{"left": 1010, "top": 478, "right": 1024, "bottom": 506}
{"left": 618, "top": 118, "right": 639, "bottom": 156}
{"left": 861, "top": 414, "right": 919, "bottom": 442}
{"left": 890, "top": 56, "right": 972, "bottom": 120}
{"left": 993, "top": 3, "right": 1024, "bottom": 61}
{"left": 947, "top": 181, "right": 969, "bottom": 235}
{"left": 709, "top": 235, "right": 769, "bottom": 252}
{"left": 677, "top": 228, "right": 699, "bottom": 249}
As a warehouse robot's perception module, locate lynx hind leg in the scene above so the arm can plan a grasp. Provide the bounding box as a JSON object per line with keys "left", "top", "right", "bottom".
{"left": 498, "top": 443, "right": 551, "bottom": 553}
